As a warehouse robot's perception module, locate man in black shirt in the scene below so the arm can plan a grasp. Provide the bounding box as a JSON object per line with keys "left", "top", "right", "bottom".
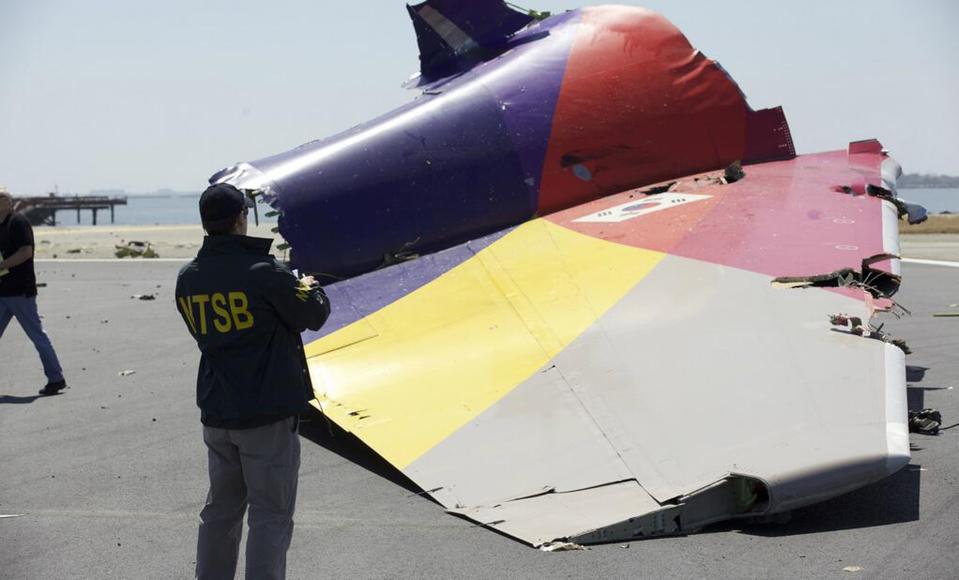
{"left": 0, "top": 186, "right": 66, "bottom": 396}
{"left": 176, "top": 183, "right": 330, "bottom": 580}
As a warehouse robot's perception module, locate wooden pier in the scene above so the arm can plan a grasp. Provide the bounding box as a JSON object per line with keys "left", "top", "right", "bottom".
{"left": 15, "top": 194, "right": 128, "bottom": 226}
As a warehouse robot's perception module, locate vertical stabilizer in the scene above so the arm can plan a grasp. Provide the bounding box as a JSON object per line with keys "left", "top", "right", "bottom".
{"left": 407, "top": 0, "right": 534, "bottom": 80}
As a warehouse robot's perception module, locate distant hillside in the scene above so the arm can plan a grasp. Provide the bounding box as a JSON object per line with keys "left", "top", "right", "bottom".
{"left": 898, "top": 174, "right": 959, "bottom": 188}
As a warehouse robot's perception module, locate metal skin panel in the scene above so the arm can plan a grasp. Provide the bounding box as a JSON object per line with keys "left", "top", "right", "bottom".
{"left": 536, "top": 6, "right": 750, "bottom": 215}
{"left": 245, "top": 84, "right": 531, "bottom": 280}
{"left": 215, "top": 10, "right": 577, "bottom": 281}
{"left": 481, "top": 10, "right": 579, "bottom": 210}
{"left": 448, "top": 481, "right": 662, "bottom": 549}
{"left": 403, "top": 362, "right": 635, "bottom": 510}
{"left": 299, "top": 143, "right": 909, "bottom": 546}
{"left": 550, "top": 147, "right": 893, "bottom": 279}
{"left": 214, "top": 5, "right": 792, "bottom": 282}
{"left": 546, "top": 253, "right": 908, "bottom": 506}
{"left": 205, "top": 2, "right": 914, "bottom": 548}
{"left": 301, "top": 228, "right": 511, "bottom": 344}
{"left": 304, "top": 228, "right": 909, "bottom": 546}
{"left": 306, "top": 219, "right": 664, "bottom": 470}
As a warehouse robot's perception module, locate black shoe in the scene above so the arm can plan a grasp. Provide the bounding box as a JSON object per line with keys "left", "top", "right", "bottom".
{"left": 39, "top": 380, "right": 68, "bottom": 396}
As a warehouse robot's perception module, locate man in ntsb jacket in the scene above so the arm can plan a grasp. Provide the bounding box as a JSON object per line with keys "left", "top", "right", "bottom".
{"left": 176, "top": 183, "right": 330, "bottom": 580}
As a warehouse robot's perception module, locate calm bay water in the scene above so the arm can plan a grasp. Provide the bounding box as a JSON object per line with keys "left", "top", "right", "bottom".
{"left": 897, "top": 188, "right": 959, "bottom": 214}
{"left": 56, "top": 188, "right": 959, "bottom": 227}
{"left": 63, "top": 194, "right": 277, "bottom": 226}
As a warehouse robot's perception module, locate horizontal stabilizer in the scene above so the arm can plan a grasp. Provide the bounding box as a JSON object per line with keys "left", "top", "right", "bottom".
{"left": 302, "top": 144, "right": 910, "bottom": 546}
{"left": 407, "top": 0, "right": 534, "bottom": 80}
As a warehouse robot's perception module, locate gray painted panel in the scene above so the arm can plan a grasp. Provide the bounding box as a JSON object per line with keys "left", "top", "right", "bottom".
{"left": 449, "top": 480, "right": 661, "bottom": 547}
{"left": 405, "top": 364, "right": 634, "bottom": 509}
{"left": 404, "top": 254, "right": 907, "bottom": 545}
{"left": 554, "top": 255, "right": 906, "bottom": 505}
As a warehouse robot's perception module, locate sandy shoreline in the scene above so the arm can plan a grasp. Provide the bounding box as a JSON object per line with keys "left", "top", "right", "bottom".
{"left": 31, "top": 223, "right": 959, "bottom": 263}
{"left": 32, "top": 223, "right": 284, "bottom": 261}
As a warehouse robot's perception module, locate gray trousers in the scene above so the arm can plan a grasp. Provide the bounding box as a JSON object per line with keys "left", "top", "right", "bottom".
{"left": 197, "top": 416, "right": 300, "bottom": 580}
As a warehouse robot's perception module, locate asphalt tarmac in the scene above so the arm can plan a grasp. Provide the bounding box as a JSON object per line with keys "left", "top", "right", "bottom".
{"left": 2, "top": 260, "right": 957, "bottom": 579}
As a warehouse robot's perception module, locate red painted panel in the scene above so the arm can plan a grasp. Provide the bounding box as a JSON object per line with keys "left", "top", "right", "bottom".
{"left": 549, "top": 147, "right": 890, "bottom": 285}
{"left": 538, "top": 6, "right": 750, "bottom": 215}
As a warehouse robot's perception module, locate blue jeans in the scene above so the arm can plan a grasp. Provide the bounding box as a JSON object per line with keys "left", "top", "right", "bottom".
{"left": 0, "top": 295, "right": 64, "bottom": 383}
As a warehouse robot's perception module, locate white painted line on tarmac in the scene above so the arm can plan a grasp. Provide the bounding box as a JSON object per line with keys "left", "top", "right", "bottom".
{"left": 901, "top": 258, "right": 959, "bottom": 269}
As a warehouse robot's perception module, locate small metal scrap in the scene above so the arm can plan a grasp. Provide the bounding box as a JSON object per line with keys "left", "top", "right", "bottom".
{"left": 540, "top": 541, "right": 587, "bottom": 552}
{"left": 829, "top": 314, "right": 862, "bottom": 329}
{"left": 908, "top": 409, "right": 942, "bottom": 435}
{"left": 242, "top": 189, "right": 261, "bottom": 226}
{"left": 118, "top": 370, "right": 136, "bottom": 377}
{"left": 115, "top": 241, "right": 158, "bottom": 259}
{"left": 839, "top": 183, "right": 928, "bottom": 225}
{"left": 774, "top": 268, "right": 859, "bottom": 290}
{"left": 381, "top": 237, "right": 423, "bottom": 268}
{"left": 723, "top": 160, "right": 745, "bottom": 184}
{"left": 865, "top": 184, "right": 928, "bottom": 225}
{"left": 775, "top": 255, "right": 904, "bottom": 303}
{"left": 641, "top": 181, "right": 677, "bottom": 195}
{"left": 888, "top": 338, "right": 911, "bottom": 354}
{"left": 829, "top": 314, "right": 911, "bottom": 354}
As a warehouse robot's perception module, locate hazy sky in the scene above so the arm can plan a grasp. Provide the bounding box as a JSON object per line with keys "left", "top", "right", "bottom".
{"left": 1, "top": 0, "right": 957, "bottom": 194}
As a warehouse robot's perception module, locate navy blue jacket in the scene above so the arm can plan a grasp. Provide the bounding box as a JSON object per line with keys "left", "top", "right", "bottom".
{"left": 175, "top": 235, "right": 330, "bottom": 429}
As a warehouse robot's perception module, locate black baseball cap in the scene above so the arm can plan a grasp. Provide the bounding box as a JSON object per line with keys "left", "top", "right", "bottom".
{"left": 199, "top": 183, "right": 254, "bottom": 223}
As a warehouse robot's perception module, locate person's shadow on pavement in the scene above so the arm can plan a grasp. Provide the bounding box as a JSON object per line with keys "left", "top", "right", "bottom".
{"left": 0, "top": 394, "right": 43, "bottom": 405}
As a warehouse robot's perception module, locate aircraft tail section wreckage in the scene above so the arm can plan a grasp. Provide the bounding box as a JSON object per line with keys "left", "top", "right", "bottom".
{"left": 212, "top": 1, "right": 929, "bottom": 548}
